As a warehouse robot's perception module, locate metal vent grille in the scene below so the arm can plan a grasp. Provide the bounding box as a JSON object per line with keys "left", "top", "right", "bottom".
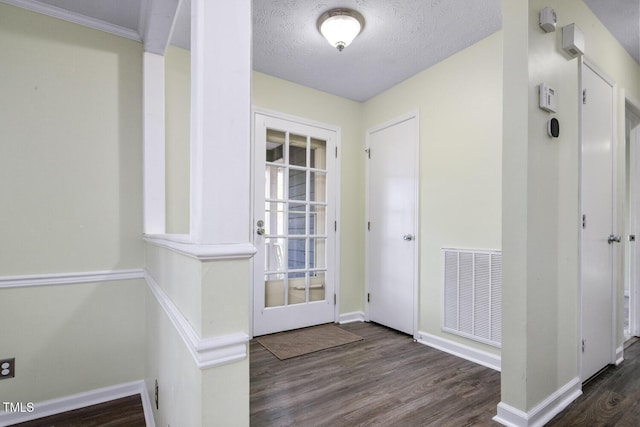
{"left": 443, "top": 248, "right": 501, "bottom": 347}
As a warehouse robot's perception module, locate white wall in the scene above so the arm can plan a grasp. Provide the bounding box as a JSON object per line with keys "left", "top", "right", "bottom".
{"left": 252, "top": 72, "right": 366, "bottom": 315}
{"left": 165, "top": 46, "right": 191, "bottom": 235}
{"left": 165, "top": 65, "right": 367, "bottom": 315}
{"left": 0, "top": 2, "right": 146, "bottom": 408}
{"left": 1, "top": 280, "right": 146, "bottom": 404}
{"left": 500, "top": 0, "right": 640, "bottom": 416}
{"left": 363, "top": 32, "right": 503, "bottom": 354}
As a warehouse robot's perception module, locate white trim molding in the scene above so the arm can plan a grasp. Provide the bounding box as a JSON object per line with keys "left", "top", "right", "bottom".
{"left": 0, "top": 0, "right": 142, "bottom": 42}
{"left": 145, "top": 272, "right": 249, "bottom": 369}
{"left": 493, "top": 377, "right": 582, "bottom": 427}
{"left": 417, "top": 331, "right": 501, "bottom": 372}
{"left": 338, "top": 311, "right": 366, "bottom": 324}
{"left": 144, "top": 234, "right": 257, "bottom": 261}
{"left": 616, "top": 345, "right": 624, "bottom": 365}
{"left": 0, "top": 380, "right": 155, "bottom": 426}
{"left": 0, "top": 269, "right": 145, "bottom": 289}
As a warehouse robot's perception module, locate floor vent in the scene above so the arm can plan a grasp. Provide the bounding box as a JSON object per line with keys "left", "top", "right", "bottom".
{"left": 442, "top": 248, "right": 501, "bottom": 347}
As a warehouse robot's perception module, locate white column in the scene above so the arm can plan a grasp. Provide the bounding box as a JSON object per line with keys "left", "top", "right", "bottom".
{"left": 143, "top": 52, "right": 166, "bottom": 235}
{"left": 190, "top": 0, "right": 252, "bottom": 245}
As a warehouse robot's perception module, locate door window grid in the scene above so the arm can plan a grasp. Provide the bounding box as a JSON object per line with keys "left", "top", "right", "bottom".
{"left": 264, "top": 129, "right": 328, "bottom": 307}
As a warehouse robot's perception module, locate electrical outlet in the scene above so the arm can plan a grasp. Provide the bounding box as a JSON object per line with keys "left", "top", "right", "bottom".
{"left": 0, "top": 358, "right": 15, "bottom": 380}
{"left": 155, "top": 379, "right": 159, "bottom": 409}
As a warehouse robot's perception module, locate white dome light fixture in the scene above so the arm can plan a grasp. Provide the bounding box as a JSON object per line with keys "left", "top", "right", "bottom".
{"left": 318, "top": 8, "right": 365, "bottom": 52}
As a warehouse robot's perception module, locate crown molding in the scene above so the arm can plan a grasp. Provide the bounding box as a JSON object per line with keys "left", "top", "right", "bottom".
{"left": 1, "top": 0, "right": 142, "bottom": 42}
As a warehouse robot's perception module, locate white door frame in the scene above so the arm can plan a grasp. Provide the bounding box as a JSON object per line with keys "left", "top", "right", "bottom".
{"left": 250, "top": 107, "right": 341, "bottom": 337}
{"left": 578, "top": 57, "right": 618, "bottom": 380}
{"left": 364, "top": 110, "right": 420, "bottom": 339}
{"left": 625, "top": 94, "right": 640, "bottom": 339}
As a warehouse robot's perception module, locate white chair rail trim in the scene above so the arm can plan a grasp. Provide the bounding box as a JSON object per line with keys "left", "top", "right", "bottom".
{"left": 144, "top": 234, "right": 257, "bottom": 261}
{"left": 0, "top": 269, "right": 145, "bottom": 289}
{"left": 144, "top": 272, "right": 249, "bottom": 369}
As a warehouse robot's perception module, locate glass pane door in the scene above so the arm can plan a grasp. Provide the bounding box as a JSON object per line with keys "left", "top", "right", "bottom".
{"left": 263, "top": 130, "right": 328, "bottom": 308}
{"left": 253, "top": 114, "right": 336, "bottom": 336}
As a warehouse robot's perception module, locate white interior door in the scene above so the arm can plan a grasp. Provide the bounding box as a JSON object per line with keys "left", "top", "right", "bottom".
{"left": 580, "top": 62, "right": 615, "bottom": 381}
{"left": 366, "top": 114, "right": 418, "bottom": 336}
{"left": 627, "top": 106, "right": 640, "bottom": 339}
{"left": 252, "top": 113, "right": 337, "bottom": 336}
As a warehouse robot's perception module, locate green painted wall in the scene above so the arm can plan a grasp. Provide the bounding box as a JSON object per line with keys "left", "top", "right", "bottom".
{"left": 0, "top": 2, "right": 146, "bottom": 407}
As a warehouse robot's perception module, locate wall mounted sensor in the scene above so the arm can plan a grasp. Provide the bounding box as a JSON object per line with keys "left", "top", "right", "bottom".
{"left": 539, "top": 83, "right": 557, "bottom": 113}
{"left": 547, "top": 118, "right": 560, "bottom": 138}
{"left": 562, "top": 23, "right": 585, "bottom": 56}
{"left": 539, "top": 7, "right": 557, "bottom": 32}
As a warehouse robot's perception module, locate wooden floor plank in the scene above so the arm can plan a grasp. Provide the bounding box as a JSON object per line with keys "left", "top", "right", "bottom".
{"left": 250, "top": 322, "right": 501, "bottom": 426}
{"left": 10, "top": 322, "right": 640, "bottom": 426}
{"left": 252, "top": 322, "right": 640, "bottom": 426}
{"left": 548, "top": 338, "right": 640, "bottom": 426}
{"left": 9, "top": 395, "right": 145, "bottom": 427}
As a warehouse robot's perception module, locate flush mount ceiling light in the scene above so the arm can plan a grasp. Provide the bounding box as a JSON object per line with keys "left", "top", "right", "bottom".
{"left": 317, "top": 8, "right": 365, "bottom": 52}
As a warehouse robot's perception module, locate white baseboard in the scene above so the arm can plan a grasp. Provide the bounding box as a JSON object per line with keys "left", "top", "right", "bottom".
{"left": 417, "top": 330, "right": 501, "bottom": 371}
{"left": 616, "top": 345, "right": 624, "bottom": 365}
{"left": 338, "top": 311, "right": 365, "bottom": 324}
{"left": 0, "top": 380, "right": 155, "bottom": 426}
{"left": 493, "top": 377, "right": 582, "bottom": 427}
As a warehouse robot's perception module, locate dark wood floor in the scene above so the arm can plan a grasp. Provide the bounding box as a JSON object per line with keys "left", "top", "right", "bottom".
{"left": 9, "top": 324, "right": 640, "bottom": 426}
{"left": 9, "top": 395, "right": 145, "bottom": 427}
{"left": 250, "top": 322, "right": 502, "bottom": 426}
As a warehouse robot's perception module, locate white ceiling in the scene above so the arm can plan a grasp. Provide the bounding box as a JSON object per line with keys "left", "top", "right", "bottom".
{"left": 3, "top": 0, "right": 639, "bottom": 102}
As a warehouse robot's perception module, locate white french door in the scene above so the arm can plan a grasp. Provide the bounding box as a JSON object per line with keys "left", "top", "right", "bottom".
{"left": 252, "top": 112, "right": 337, "bottom": 336}
{"left": 366, "top": 113, "right": 419, "bottom": 336}
{"left": 580, "top": 61, "right": 616, "bottom": 381}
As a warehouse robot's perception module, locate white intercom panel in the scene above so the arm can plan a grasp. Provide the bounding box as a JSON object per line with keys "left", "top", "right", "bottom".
{"left": 539, "top": 83, "right": 557, "bottom": 113}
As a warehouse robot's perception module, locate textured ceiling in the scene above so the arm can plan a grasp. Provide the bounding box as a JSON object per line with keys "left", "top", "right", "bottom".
{"left": 7, "top": 0, "right": 640, "bottom": 102}
{"left": 584, "top": 0, "right": 640, "bottom": 64}
{"left": 170, "top": 0, "right": 502, "bottom": 102}
{"left": 250, "top": 0, "right": 502, "bottom": 102}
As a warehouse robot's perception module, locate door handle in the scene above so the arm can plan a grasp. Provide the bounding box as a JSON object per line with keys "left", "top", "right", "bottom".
{"left": 257, "top": 220, "right": 265, "bottom": 236}
{"left": 403, "top": 234, "right": 414, "bottom": 241}
{"left": 608, "top": 234, "right": 621, "bottom": 244}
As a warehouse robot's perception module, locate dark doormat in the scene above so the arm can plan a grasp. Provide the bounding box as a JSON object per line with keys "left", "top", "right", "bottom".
{"left": 256, "top": 324, "right": 363, "bottom": 360}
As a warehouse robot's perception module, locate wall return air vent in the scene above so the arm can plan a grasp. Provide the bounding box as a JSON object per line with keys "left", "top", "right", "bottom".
{"left": 442, "top": 248, "right": 502, "bottom": 347}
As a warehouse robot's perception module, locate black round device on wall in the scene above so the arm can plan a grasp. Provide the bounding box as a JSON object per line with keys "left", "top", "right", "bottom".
{"left": 547, "top": 117, "right": 559, "bottom": 138}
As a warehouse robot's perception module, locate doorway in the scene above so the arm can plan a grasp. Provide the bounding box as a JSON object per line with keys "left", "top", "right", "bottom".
{"left": 365, "top": 112, "right": 419, "bottom": 336}
{"left": 580, "top": 61, "right": 616, "bottom": 381}
{"left": 252, "top": 111, "right": 339, "bottom": 336}
{"left": 625, "top": 101, "right": 640, "bottom": 341}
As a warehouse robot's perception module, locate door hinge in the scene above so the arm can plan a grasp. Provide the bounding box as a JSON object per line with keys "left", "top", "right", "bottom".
{"left": 583, "top": 89, "right": 587, "bottom": 104}
{"left": 367, "top": 221, "right": 371, "bottom": 231}
{"left": 335, "top": 221, "right": 337, "bottom": 232}
{"left": 334, "top": 294, "right": 337, "bottom": 305}
{"left": 582, "top": 214, "right": 586, "bottom": 229}
{"left": 582, "top": 339, "right": 586, "bottom": 353}
{"left": 365, "top": 148, "right": 371, "bottom": 159}
{"left": 367, "top": 292, "right": 371, "bottom": 303}
{"left": 335, "top": 146, "right": 338, "bottom": 158}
